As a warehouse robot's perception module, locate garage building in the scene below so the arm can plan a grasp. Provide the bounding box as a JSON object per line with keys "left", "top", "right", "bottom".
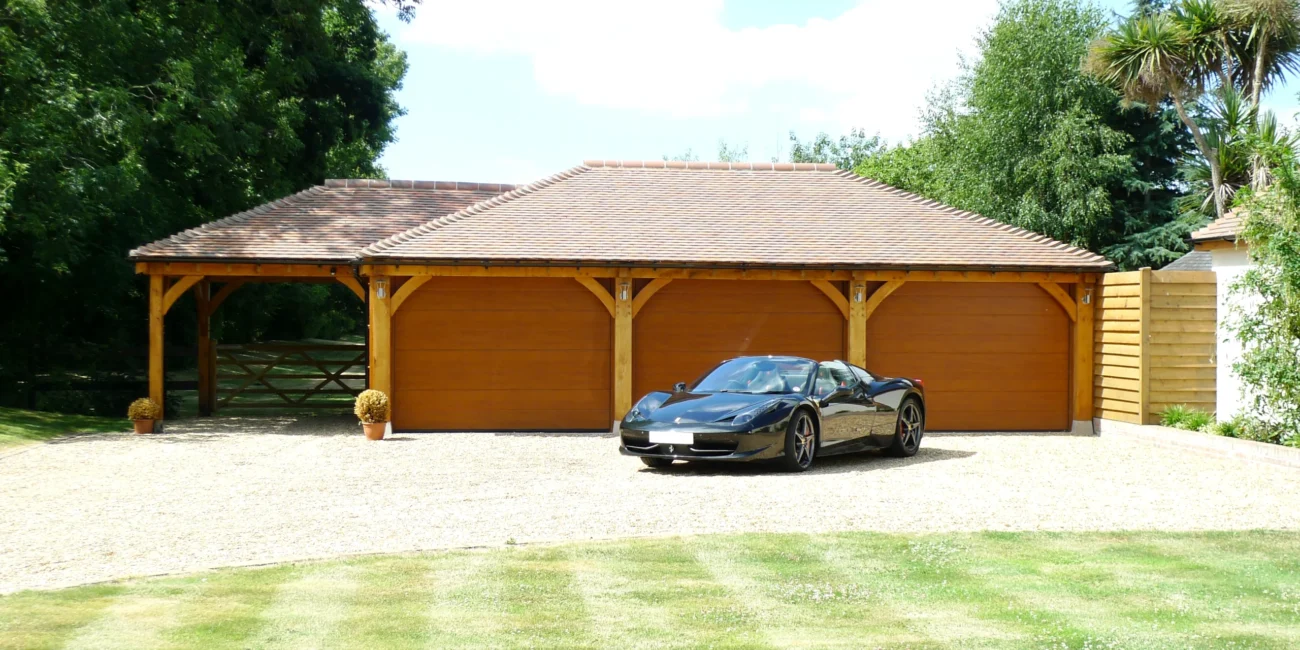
{"left": 132, "top": 161, "right": 1113, "bottom": 432}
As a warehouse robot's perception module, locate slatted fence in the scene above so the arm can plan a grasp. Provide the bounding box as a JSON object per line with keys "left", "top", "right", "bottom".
{"left": 1094, "top": 269, "right": 1217, "bottom": 424}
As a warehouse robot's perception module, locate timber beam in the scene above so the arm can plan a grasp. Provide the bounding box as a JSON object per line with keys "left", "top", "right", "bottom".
{"left": 811, "top": 280, "right": 849, "bottom": 319}
{"left": 1037, "top": 282, "right": 1078, "bottom": 322}
{"left": 135, "top": 262, "right": 346, "bottom": 277}
{"left": 360, "top": 264, "right": 1091, "bottom": 284}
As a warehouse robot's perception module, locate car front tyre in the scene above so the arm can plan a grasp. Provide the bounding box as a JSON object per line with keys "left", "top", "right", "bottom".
{"left": 640, "top": 457, "right": 674, "bottom": 469}
{"left": 887, "top": 398, "right": 924, "bottom": 457}
{"left": 778, "top": 410, "right": 817, "bottom": 472}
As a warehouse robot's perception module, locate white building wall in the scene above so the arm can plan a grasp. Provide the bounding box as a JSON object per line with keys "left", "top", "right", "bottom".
{"left": 1212, "top": 247, "right": 1252, "bottom": 419}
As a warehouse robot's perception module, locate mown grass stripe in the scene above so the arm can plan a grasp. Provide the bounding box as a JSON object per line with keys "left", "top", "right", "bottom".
{"left": 820, "top": 531, "right": 1097, "bottom": 649}
{"left": 0, "top": 584, "right": 125, "bottom": 650}
{"left": 61, "top": 579, "right": 209, "bottom": 650}
{"left": 163, "top": 564, "right": 299, "bottom": 650}
{"left": 570, "top": 538, "right": 772, "bottom": 649}
{"left": 489, "top": 546, "right": 601, "bottom": 649}
{"left": 422, "top": 550, "right": 507, "bottom": 648}
{"left": 566, "top": 542, "right": 680, "bottom": 647}
{"left": 241, "top": 561, "right": 363, "bottom": 649}
{"left": 329, "top": 554, "right": 436, "bottom": 650}
{"left": 811, "top": 533, "right": 1017, "bottom": 648}
{"left": 693, "top": 533, "right": 935, "bottom": 648}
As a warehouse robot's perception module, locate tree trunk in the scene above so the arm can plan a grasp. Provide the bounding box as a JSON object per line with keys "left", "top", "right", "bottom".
{"left": 1250, "top": 34, "right": 1269, "bottom": 188}
{"left": 1252, "top": 34, "right": 1268, "bottom": 115}
{"left": 1173, "top": 96, "right": 1226, "bottom": 219}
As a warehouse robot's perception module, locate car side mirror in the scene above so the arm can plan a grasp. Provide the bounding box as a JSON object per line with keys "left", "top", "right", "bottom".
{"left": 819, "top": 387, "right": 851, "bottom": 407}
{"left": 673, "top": 381, "right": 688, "bottom": 392}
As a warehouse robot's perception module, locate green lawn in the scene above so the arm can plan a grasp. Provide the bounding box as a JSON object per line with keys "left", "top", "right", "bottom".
{"left": 0, "top": 407, "right": 127, "bottom": 449}
{"left": 3, "top": 531, "right": 1298, "bottom": 649}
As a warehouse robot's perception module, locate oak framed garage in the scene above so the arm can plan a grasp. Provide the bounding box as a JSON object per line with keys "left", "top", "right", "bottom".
{"left": 132, "top": 161, "right": 1113, "bottom": 432}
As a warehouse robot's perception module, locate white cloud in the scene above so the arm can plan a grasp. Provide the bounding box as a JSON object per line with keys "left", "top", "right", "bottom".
{"left": 393, "top": 0, "right": 999, "bottom": 140}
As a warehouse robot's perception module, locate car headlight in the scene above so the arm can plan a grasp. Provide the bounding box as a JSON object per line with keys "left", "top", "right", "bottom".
{"left": 731, "top": 401, "right": 780, "bottom": 427}
{"left": 627, "top": 394, "right": 666, "bottom": 421}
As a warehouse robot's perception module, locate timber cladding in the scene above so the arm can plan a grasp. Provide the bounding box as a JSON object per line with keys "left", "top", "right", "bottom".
{"left": 391, "top": 277, "right": 612, "bottom": 430}
{"left": 632, "top": 280, "right": 845, "bottom": 398}
{"left": 1093, "top": 269, "right": 1217, "bottom": 425}
{"left": 866, "top": 282, "right": 1071, "bottom": 431}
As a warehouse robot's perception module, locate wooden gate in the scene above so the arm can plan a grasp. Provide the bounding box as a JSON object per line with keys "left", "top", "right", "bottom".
{"left": 212, "top": 342, "right": 366, "bottom": 411}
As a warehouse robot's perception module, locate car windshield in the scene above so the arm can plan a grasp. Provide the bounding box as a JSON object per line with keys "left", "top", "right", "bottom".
{"left": 690, "top": 358, "right": 816, "bottom": 395}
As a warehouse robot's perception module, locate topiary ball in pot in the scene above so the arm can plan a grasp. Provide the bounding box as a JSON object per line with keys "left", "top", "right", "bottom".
{"left": 354, "top": 390, "right": 389, "bottom": 440}
{"left": 127, "top": 398, "right": 162, "bottom": 434}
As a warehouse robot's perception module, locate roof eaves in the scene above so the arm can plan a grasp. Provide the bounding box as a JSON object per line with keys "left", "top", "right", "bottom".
{"left": 358, "top": 165, "right": 593, "bottom": 259}
{"left": 127, "top": 185, "right": 326, "bottom": 259}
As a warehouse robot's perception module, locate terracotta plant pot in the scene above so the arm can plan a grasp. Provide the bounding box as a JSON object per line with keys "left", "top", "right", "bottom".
{"left": 133, "top": 419, "right": 155, "bottom": 434}
{"left": 362, "top": 422, "right": 386, "bottom": 441}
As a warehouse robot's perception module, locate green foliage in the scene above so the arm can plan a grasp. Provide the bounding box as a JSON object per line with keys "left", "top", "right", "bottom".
{"left": 1160, "top": 404, "right": 1215, "bottom": 430}
{"left": 1228, "top": 156, "right": 1300, "bottom": 446}
{"left": 0, "top": 1, "right": 409, "bottom": 399}
{"left": 788, "top": 129, "right": 885, "bottom": 170}
{"left": 852, "top": 0, "right": 1189, "bottom": 269}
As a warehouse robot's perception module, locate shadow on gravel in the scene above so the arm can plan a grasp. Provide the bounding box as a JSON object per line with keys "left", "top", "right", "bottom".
{"left": 928, "top": 430, "right": 1093, "bottom": 438}
{"left": 639, "top": 446, "right": 977, "bottom": 477}
{"left": 45, "top": 414, "right": 357, "bottom": 444}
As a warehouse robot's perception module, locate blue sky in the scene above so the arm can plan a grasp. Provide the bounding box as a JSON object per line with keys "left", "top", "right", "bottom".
{"left": 374, "top": 0, "right": 1300, "bottom": 184}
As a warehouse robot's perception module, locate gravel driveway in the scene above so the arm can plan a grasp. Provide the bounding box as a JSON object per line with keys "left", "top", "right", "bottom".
{"left": 2, "top": 415, "right": 1298, "bottom": 593}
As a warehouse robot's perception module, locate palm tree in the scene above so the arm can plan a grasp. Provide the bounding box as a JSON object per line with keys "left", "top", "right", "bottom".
{"left": 1223, "top": 0, "right": 1300, "bottom": 184}
{"left": 1224, "top": 0, "right": 1300, "bottom": 112}
{"left": 1087, "top": 12, "right": 1232, "bottom": 217}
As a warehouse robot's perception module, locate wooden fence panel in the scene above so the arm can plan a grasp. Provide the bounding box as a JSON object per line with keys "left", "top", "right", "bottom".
{"left": 1093, "top": 269, "right": 1217, "bottom": 425}
{"left": 1094, "top": 272, "right": 1144, "bottom": 423}
{"left": 1146, "top": 270, "right": 1217, "bottom": 420}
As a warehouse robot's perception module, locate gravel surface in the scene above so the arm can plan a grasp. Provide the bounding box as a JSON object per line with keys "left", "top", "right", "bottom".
{"left": 2, "top": 415, "right": 1298, "bottom": 593}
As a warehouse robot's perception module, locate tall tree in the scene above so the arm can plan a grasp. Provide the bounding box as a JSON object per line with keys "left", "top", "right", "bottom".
{"left": 0, "top": 0, "right": 411, "bottom": 411}
{"left": 855, "top": 0, "right": 1189, "bottom": 268}
{"left": 788, "top": 129, "right": 885, "bottom": 170}
{"left": 1087, "top": 0, "right": 1300, "bottom": 216}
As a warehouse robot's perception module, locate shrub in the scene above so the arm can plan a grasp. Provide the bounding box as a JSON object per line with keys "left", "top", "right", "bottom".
{"left": 127, "top": 397, "right": 161, "bottom": 421}
{"left": 1160, "top": 405, "right": 1214, "bottom": 432}
{"left": 354, "top": 389, "right": 389, "bottom": 424}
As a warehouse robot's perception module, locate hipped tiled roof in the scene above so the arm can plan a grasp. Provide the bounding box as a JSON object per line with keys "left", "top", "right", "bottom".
{"left": 1189, "top": 210, "right": 1244, "bottom": 243}
{"left": 1161, "top": 250, "right": 1213, "bottom": 271}
{"left": 361, "top": 161, "right": 1114, "bottom": 272}
{"left": 129, "top": 179, "right": 514, "bottom": 263}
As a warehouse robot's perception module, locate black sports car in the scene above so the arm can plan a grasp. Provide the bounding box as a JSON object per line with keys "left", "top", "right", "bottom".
{"left": 618, "top": 356, "right": 925, "bottom": 472}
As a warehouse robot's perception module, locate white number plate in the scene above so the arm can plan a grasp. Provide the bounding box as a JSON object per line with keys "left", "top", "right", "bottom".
{"left": 649, "top": 430, "right": 693, "bottom": 445}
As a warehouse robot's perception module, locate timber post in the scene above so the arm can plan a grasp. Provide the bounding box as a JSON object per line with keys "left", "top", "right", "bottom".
{"left": 847, "top": 272, "right": 868, "bottom": 367}
{"left": 195, "top": 280, "right": 212, "bottom": 416}
{"left": 1071, "top": 280, "right": 1096, "bottom": 433}
{"left": 613, "top": 270, "right": 634, "bottom": 421}
{"left": 148, "top": 274, "right": 165, "bottom": 417}
{"left": 368, "top": 276, "right": 393, "bottom": 398}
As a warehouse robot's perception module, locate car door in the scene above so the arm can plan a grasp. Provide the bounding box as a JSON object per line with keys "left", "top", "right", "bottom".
{"left": 851, "top": 364, "right": 905, "bottom": 447}
{"left": 813, "top": 361, "right": 874, "bottom": 449}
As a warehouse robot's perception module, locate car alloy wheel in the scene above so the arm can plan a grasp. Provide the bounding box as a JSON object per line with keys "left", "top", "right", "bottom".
{"left": 898, "top": 401, "right": 923, "bottom": 453}
{"left": 793, "top": 413, "right": 815, "bottom": 468}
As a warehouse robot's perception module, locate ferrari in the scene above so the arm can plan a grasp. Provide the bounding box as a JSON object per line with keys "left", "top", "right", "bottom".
{"left": 617, "top": 356, "right": 925, "bottom": 472}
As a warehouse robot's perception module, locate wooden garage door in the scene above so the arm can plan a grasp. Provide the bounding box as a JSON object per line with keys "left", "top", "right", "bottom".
{"left": 865, "top": 282, "right": 1070, "bottom": 431}
{"left": 634, "top": 280, "right": 844, "bottom": 398}
{"left": 392, "top": 277, "right": 611, "bottom": 431}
